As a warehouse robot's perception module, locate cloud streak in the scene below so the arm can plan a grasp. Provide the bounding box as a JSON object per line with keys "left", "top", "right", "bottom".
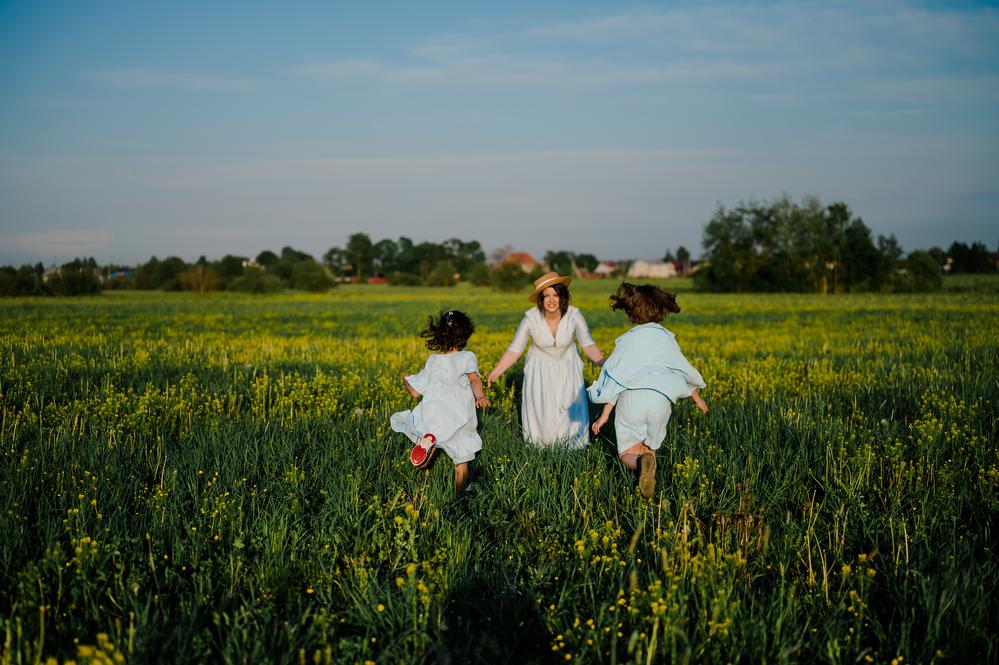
{"left": 88, "top": 68, "right": 252, "bottom": 92}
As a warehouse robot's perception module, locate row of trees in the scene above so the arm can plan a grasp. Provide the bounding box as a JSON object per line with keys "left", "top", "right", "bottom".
{"left": 693, "top": 196, "right": 992, "bottom": 293}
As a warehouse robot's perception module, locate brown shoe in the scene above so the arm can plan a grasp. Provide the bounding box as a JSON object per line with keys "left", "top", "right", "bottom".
{"left": 638, "top": 452, "right": 657, "bottom": 498}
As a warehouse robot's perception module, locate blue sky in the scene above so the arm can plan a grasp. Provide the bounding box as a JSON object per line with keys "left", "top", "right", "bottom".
{"left": 1, "top": 0, "right": 997, "bottom": 265}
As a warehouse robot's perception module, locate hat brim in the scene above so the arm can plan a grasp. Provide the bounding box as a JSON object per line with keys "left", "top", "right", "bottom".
{"left": 528, "top": 275, "right": 572, "bottom": 303}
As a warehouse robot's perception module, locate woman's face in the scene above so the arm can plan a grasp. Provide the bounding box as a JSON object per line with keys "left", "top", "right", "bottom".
{"left": 541, "top": 287, "right": 561, "bottom": 315}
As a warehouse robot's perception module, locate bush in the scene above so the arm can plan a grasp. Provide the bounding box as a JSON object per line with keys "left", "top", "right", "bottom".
{"left": 387, "top": 272, "right": 422, "bottom": 286}
{"left": 466, "top": 264, "right": 492, "bottom": 287}
{"left": 227, "top": 269, "right": 285, "bottom": 294}
{"left": 894, "top": 251, "right": 943, "bottom": 292}
{"left": 179, "top": 265, "right": 221, "bottom": 293}
{"left": 492, "top": 263, "right": 532, "bottom": 292}
{"left": 424, "top": 260, "right": 458, "bottom": 287}
{"left": 290, "top": 260, "right": 335, "bottom": 292}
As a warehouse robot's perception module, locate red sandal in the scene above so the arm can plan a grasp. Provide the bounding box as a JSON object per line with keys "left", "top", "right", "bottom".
{"left": 410, "top": 433, "right": 437, "bottom": 468}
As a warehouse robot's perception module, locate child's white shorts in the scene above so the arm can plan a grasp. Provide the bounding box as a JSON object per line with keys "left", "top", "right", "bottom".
{"left": 615, "top": 390, "right": 672, "bottom": 454}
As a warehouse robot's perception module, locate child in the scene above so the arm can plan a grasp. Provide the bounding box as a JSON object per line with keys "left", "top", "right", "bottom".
{"left": 587, "top": 283, "right": 708, "bottom": 498}
{"left": 390, "top": 310, "right": 490, "bottom": 494}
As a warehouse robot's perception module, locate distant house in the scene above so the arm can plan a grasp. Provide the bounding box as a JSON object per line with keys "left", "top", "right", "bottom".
{"left": 593, "top": 261, "right": 618, "bottom": 278}
{"left": 627, "top": 260, "right": 677, "bottom": 279}
{"left": 501, "top": 251, "right": 540, "bottom": 273}
{"left": 242, "top": 258, "right": 262, "bottom": 269}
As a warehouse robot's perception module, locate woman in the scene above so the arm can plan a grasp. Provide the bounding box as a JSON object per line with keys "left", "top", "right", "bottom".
{"left": 486, "top": 272, "right": 604, "bottom": 448}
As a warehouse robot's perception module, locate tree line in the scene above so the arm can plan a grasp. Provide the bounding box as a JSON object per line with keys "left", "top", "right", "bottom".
{"left": 1, "top": 201, "right": 993, "bottom": 297}
{"left": 694, "top": 196, "right": 995, "bottom": 293}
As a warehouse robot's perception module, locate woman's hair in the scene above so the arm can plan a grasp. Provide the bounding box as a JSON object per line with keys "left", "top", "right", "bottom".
{"left": 536, "top": 282, "right": 570, "bottom": 317}
{"left": 609, "top": 282, "right": 680, "bottom": 324}
{"left": 421, "top": 310, "right": 475, "bottom": 352}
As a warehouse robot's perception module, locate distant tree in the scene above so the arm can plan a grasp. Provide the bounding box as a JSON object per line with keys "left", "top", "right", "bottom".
{"left": 156, "top": 256, "right": 188, "bottom": 290}
{"left": 49, "top": 258, "right": 101, "bottom": 296}
{"left": 575, "top": 253, "right": 599, "bottom": 272}
{"left": 322, "top": 247, "right": 349, "bottom": 277}
{"left": 256, "top": 250, "right": 279, "bottom": 267}
{"left": 948, "top": 241, "right": 993, "bottom": 273}
{"left": 544, "top": 250, "right": 574, "bottom": 276}
{"left": 442, "top": 238, "right": 486, "bottom": 274}
{"left": 841, "top": 219, "right": 884, "bottom": 291}
{"left": 346, "top": 233, "right": 374, "bottom": 282}
{"left": 373, "top": 239, "right": 400, "bottom": 276}
{"left": 927, "top": 246, "right": 947, "bottom": 270}
{"left": 662, "top": 248, "right": 675, "bottom": 262}
{"left": 214, "top": 255, "right": 247, "bottom": 288}
{"left": 675, "top": 246, "right": 691, "bottom": 263}
{"left": 281, "top": 246, "right": 314, "bottom": 263}
{"left": 897, "top": 250, "right": 943, "bottom": 291}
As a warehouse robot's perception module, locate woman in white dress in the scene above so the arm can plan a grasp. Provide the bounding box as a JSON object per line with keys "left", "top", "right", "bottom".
{"left": 486, "top": 272, "right": 605, "bottom": 448}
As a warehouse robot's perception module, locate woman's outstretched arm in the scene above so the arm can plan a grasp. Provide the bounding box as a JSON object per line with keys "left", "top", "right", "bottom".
{"left": 581, "top": 343, "right": 605, "bottom": 367}
{"left": 486, "top": 350, "right": 522, "bottom": 387}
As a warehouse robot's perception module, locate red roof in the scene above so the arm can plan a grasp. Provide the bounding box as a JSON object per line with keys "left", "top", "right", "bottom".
{"left": 503, "top": 251, "right": 538, "bottom": 266}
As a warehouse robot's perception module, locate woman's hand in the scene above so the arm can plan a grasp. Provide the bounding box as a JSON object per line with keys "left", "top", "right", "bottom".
{"left": 485, "top": 371, "right": 498, "bottom": 388}
{"left": 691, "top": 390, "right": 708, "bottom": 414}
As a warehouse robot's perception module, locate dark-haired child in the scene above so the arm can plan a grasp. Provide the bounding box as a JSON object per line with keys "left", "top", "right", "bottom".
{"left": 587, "top": 283, "right": 708, "bottom": 498}
{"left": 390, "top": 310, "right": 490, "bottom": 493}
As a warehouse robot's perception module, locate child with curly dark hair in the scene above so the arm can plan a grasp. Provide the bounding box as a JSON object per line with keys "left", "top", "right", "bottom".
{"left": 390, "top": 310, "right": 490, "bottom": 493}
{"left": 587, "top": 283, "right": 708, "bottom": 498}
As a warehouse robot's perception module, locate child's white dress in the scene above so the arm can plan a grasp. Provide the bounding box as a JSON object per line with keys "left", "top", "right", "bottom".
{"left": 390, "top": 351, "right": 483, "bottom": 464}
{"left": 587, "top": 323, "right": 705, "bottom": 454}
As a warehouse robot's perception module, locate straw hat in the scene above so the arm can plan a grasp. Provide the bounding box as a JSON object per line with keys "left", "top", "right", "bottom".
{"left": 528, "top": 271, "right": 572, "bottom": 303}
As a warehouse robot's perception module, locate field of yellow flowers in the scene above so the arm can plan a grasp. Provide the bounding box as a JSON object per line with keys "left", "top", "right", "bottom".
{"left": 1, "top": 280, "right": 997, "bottom": 663}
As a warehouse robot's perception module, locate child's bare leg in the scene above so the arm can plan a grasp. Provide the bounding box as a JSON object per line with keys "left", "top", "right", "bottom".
{"left": 454, "top": 462, "right": 470, "bottom": 493}
{"left": 619, "top": 441, "right": 652, "bottom": 470}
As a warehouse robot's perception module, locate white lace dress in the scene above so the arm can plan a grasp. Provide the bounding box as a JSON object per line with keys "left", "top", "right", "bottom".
{"left": 390, "top": 351, "right": 483, "bottom": 464}
{"left": 506, "top": 306, "right": 595, "bottom": 448}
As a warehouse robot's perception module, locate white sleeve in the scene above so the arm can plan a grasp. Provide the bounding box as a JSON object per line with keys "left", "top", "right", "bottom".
{"left": 573, "top": 309, "right": 596, "bottom": 348}
{"left": 464, "top": 352, "right": 479, "bottom": 375}
{"left": 506, "top": 315, "right": 532, "bottom": 354}
{"left": 669, "top": 338, "right": 706, "bottom": 389}
{"left": 406, "top": 358, "right": 432, "bottom": 395}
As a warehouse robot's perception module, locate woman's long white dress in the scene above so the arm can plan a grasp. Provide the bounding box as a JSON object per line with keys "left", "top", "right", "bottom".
{"left": 507, "top": 306, "right": 595, "bottom": 448}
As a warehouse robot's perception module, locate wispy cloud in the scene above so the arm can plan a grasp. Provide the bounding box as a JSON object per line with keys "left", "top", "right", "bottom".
{"left": 290, "top": 1, "right": 999, "bottom": 97}
{"left": 88, "top": 68, "right": 252, "bottom": 92}
{"left": 6, "top": 229, "right": 112, "bottom": 258}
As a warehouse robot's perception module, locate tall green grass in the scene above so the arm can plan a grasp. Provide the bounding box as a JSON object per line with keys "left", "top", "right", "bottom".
{"left": 1, "top": 284, "right": 997, "bottom": 663}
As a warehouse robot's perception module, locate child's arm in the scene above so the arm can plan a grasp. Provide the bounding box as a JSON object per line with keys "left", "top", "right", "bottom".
{"left": 403, "top": 376, "right": 421, "bottom": 398}
{"left": 591, "top": 402, "right": 615, "bottom": 435}
{"left": 468, "top": 373, "right": 491, "bottom": 408}
{"left": 691, "top": 388, "right": 708, "bottom": 414}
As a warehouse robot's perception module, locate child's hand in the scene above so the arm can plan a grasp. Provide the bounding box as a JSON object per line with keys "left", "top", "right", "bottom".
{"left": 475, "top": 397, "right": 491, "bottom": 408}
{"left": 591, "top": 415, "right": 608, "bottom": 435}
{"left": 692, "top": 393, "right": 709, "bottom": 414}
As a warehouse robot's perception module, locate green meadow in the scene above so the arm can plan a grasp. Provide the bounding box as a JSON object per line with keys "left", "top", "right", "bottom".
{"left": 1, "top": 280, "right": 997, "bottom": 663}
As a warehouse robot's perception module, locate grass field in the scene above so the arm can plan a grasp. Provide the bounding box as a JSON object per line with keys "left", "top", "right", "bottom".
{"left": 2, "top": 280, "right": 998, "bottom": 663}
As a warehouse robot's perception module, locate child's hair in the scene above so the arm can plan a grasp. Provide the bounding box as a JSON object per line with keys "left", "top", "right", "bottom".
{"left": 609, "top": 282, "right": 680, "bottom": 323}
{"left": 535, "top": 282, "right": 570, "bottom": 317}
{"left": 420, "top": 310, "right": 475, "bottom": 352}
